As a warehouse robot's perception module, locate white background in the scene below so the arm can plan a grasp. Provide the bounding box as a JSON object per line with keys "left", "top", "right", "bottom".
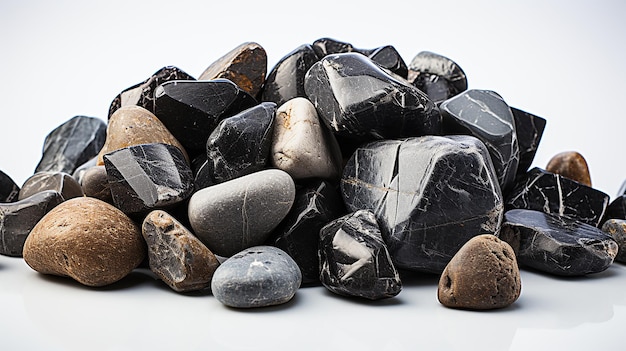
{"left": 1, "top": 1, "right": 626, "bottom": 350}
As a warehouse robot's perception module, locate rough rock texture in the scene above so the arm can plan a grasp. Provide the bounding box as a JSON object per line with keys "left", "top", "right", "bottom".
{"left": 18, "top": 171, "right": 84, "bottom": 201}
{"left": 319, "top": 210, "right": 402, "bottom": 300}
{"left": 79, "top": 166, "right": 112, "bottom": 203}
{"left": 142, "top": 210, "right": 220, "bottom": 292}
{"left": 188, "top": 169, "right": 295, "bottom": 257}
{"left": 438, "top": 234, "right": 521, "bottom": 310}
{"left": 23, "top": 197, "right": 146, "bottom": 286}
{"left": 546, "top": 151, "right": 592, "bottom": 187}
{"left": 341, "top": 135, "right": 503, "bottom": 273}
{"left": 211, "top": 245, "right": 302, "bottom": 308}
{"left": 271, "top": 97, "right": 343, "bottom": 179}
{"left": 0, "top": 170, "right": 20, "bottom": 203}
{"left": 0, "top": 191, "right": 64, "bottom": 257}
{"left": 97, "top": 105, "right": 188, "bottom": 165}
{"left": 601, "top": 219, "right": 626, "bottom": 263}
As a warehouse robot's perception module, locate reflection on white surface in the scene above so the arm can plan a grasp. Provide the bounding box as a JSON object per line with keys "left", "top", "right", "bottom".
{"left": 2, "top": 255, "right": 626, "bottom": 350}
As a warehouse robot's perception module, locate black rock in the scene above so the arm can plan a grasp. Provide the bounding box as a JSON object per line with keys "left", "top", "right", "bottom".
{"left": 205, "top": 102, "right": 276, "bottom": 184}
{"left": 312, "top": 37, "right": 354, "bottom": 57}
{"left": 103, "top": 143, "right": 194, "bottom": 214}
{"left": 511, "top": 107, "right": 547, "bottom": 176}
{"left": 261, "top": 44, "right": 320, "bottom": 107}
{"left": 601, "top": 195, "right": 626, "bottom": 224}
{"left": 440, "top": 89, "right": 519, "bottom": 192}
{"left": 108, "top": 66, "right": 195, "bottom": 118}
{"left": 0, "top": 170, "right": 19, "bottom": 203}
{"left": 271, "top": 179, "right": 346, "bottom": 285}
{"left": 341, "top": 135, "right": 503, "bottom": 273}
{"left": 0, "top": 190, "right": 64, "bottom": 256}
{"left": 366, "top": 45, "right": 408, "bottom": 79}
{"left": 35, "top": 116, "right": 106, "bottom": 175}
{"left": 153, "top": 79, "right": 258, "bottom": 156}
{"left": 409, "top": 72, "right": 457, "bottom": 103}
{"left": 319, "top": 209, "right": 402, "bottom": 300}
{"left": 407, "top": 51, "right": 468, "bottom": 95}
{"left": 19, "top": 171, "right": 84, "bottom": 201}
{"left": 500, "top": 209, "right": 617, "bottom": 276}
{"left": 304, "top": 53, "right": 441, "bottom": 142}
{"left": 192, "top": 158, "right": 214, "bottom": 192}
{"left": 506, "top": 167, "right": 609, "bottom": 227}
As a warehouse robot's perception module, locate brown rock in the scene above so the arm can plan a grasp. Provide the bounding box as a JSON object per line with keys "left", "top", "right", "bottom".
{"left": 602, "top": 219, "right": 626, "bottom": 263}
{"left": 438, "top": 234, "right": 521, "bottom": 310}
{"left": 23, "top": 197, "right": 146, "bottom": 287}
{"left": 19, "top": 171, "right": 84, "bottom": 201}
{"left": 142, "top": 210, "right": 220, "bottom": 292}
{"left": 546, "top": 151, "right": 592, "bottom": 186}
{"left": 80, "top": 165, "right": 112, "bottom": 203}
{"left": 96, "top": 105, "right": 188, "bottom": 165}
{"left": 198, "top": 42, "right": 267, "bottom": 98}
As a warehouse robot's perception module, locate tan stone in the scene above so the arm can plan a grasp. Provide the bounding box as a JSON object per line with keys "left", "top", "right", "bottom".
{"left": 96, "top": 105, "right": 188, "bottom": 165}
{"left": 23, "top": 197, "right": 146, "bottom": 287}
{"left": 438, "top": 234, "right": 521, "bottom": 310}
{"left": 546, "top": 151, "right": 592, "bottom": 186}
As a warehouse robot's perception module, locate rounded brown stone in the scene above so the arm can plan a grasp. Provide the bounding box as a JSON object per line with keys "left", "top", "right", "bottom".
{"left": 142, "top": 210, "right": 220, "bottom": 292}
{"left": 437, "top": 234, "right": 521, "bottom": 310}
{"left": 546, "top": 151, "right": 592, "bottom": 186}
{"left": 80, "top": 165, "right": 113, "bottom": 203}
{"left": 19, "top": 171, "right": 84, "bottom": 201}
{"left": 23, "top": 197, "right": 146, "bottom": 287}
{"left": 96, "top": 105, "right": 188, "bottom": 165}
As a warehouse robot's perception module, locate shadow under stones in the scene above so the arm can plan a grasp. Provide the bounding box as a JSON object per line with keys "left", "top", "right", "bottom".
{"left": 223, "top": 291, "right": 302, "bottom": 313}
{"left": 35, "top": 268, "right": 160, "bottom": 292}
{"left": 320, "top": 288, "right": 406, "bottom": 307}
{"left": 519, "top": 264, "right": 620, "bottom": 282}
{"left": 398, "top": 269, "right": 440, "bottom": 287}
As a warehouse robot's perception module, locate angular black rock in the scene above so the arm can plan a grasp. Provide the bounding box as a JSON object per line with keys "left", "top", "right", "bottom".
{"left": 511, "top": 107, "right": 547, "bottom": 176}
{"left": 19, "top": 171, "right": 84, "bottom": 201}
{"left": 500, "top": 209, "right": 617, "bottom": 276}
{"left": 35, "top": 116, "right": 107, "bottom": 175}
{"left": 440, "top": 89, "right": 519, "bottom": 192}
{"left": 409, "top": 72, "right": 458, "bottom": 103}
{"left": 312, "top": 37, "right": 354, "bottom": 57}
{"left": 341, "top": 135, "right": 503, "bottom": 273}
{"left": 205, "top": 102, "right": 276, "bottom": 184}
{"left": 304, "top": 53, "right": 441, "bottom": 142}
{"left": 153, "top": 79, "right": 257, "bottom": 156}
{"left": 0, "top": 170, "right": 19, "bottom": 203}
{"left": 0, "top": 190, "right": 64, "bottom": 256}
{"left": 319, "top": 210, "right": 401, "bottom": 300}
{"left": 366, "top": 45, "right": 408, "bottom": 79}
{"left": 108, "top": 66, "right": 195, "bottom": 118}
{"left": 506, "top": 167, "right": 609, "bottom": 227}
{"left": 407, "top": 51, "right": 468, "bottom": 95}
{"left": 261, "top": 44, "right": 321, "bottom": 107}
{"left": 601, "top": 195, "right": 626, "bottom": 225}
{"left": 270, "top": 179, "right": 346, "bottom": 284}
{"left": 103, "top": 143, "right": 194, "bottom": 214}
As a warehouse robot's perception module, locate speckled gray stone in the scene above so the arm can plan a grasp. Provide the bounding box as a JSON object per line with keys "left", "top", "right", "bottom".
{"left": 211, "top": 245, "right": 301, "bottom": 308}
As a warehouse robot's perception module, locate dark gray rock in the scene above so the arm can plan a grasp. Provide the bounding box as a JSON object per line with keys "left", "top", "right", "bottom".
{"left": 0, "top": 170, "right": 19, "bottom": 203}
{"left": 407, "top": 51, "right": 468, "bottom": 95}
{"left": 211, "top": 245, "right": 302, "bottom": 308}
{"left": 511, "top": 107, "right": 546, "bottom": 176}
{"left": 19, "top": 171, "right": 84, "bottom": 201}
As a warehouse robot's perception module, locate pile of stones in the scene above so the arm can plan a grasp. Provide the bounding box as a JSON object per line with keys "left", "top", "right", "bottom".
{"left": 1, "top": 38, "right": 625, "bottom": 310}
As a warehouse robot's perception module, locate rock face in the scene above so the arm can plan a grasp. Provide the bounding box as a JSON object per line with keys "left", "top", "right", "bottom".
{"left": 319, "top": 210, "right": 402, "bottom": 300}
{"left": 205, "top": 102, "right": 276, "bottom": 184}
{"left": 23, "top": 197, "right": 146, "bottom": 286}
{"left": 142, "top": 210, "right": 220, "bottom": 292}
{"left": 440, "top": 89, "right": 519, "bottom": 192}
{"left": 506, "top": 167, "right": 609, "bottom": 227}
{"left": 198, "top": 42, "right": 267, "bottom": 99}
{"left": 341, "top": 135, "right": 503, "bottom": 273}
{"left": 511, "top": 107, "right": 546, "bottom": 175}
{"left": 35, "top": 116, "right": 107, "bottom": 175}
{"left": 188, "top": 169, "right": 295, "bottom": 257}
{"left": 103, "top": 143, "right": 194, "bottom": 214}
{"left": 97, "top": 105, "right": 189, "bottom": 165}
{"left": 0, "top": 170, "right": 20, "bottom": 203}
{"left": 18, "top": 171, "right": 84, "bottom": 201}
{"left": 0, "top": 191, "right": 64, "bottom": 257}
{"left": 546, "top": 151, "right": 592, "bottom": 186}
{"left": 304, "top": 53, "right": 441, "bottom": 142}
{"left": 211, "top": 245, "right": 302, "bottom": 308}
{"left": 601, "top": 219, "right": 626, "bottom": 263}
{"left": 438, "top": 234, "right": 521, "bottom": 310}
{"left": 271, "top": 97, "right": 343, "bottom": 180}
{"left": 500, "top": 209, "right": 617, "bottom": 276}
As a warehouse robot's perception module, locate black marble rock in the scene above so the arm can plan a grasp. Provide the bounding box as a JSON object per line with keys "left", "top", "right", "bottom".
{"left": 153, "top": 79, "right": 257, "bottom": 157}
{"left": 0, "top": 170, "right": 19, "bottom": 203}
{"left": 35, "top": 116, "right": 107, "bottom": 175}
{"left": 500, "top": 209, "right": 617, "bottom": 276}
{"left": 304, "top": 53, "right": 441, "bottom": 142}
{"left": 341, "top": 135, "right": 504, "bottom": 273}
{"left": 440, "top": 89, "right": 519, "bottom": 192}
{"left": 261, "top": 44, "right": 321, "bottom": 107}
{"left": 205, "top": 102, "right": 276, "bottom": 184}
{"left": 270, "top": 179, "right": 346, "bottom": 285}
{"left": 108, "top": 66, "right": 195, "bottom": 119}
{"left": 601, "top": 195, "right": 626, "bottom": 225}
{"left": 103, "top": 143, "right": 194, "bottom": 214}
{"left": 407, "top": 51, "right": 468, "bottom": 95}
{"left": 409, "top": 72, "right": 458, "bottom": 103}
{"left": 511, "top": 107, "right": 547, "bottom": 176}
{"left": 319, "top": 209, "right": 402, "bottom": 300}
{"left": 0, "top": 190, "right": 64, "bottom": 256}
{"left": 19, "top": 171, "right": 84, "bottom": 201}
{"left": 312, "top": 37, "right": 354, "bottom": 57}
{"left": 506, "top": 167, "right": 609, "bottom": 227}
